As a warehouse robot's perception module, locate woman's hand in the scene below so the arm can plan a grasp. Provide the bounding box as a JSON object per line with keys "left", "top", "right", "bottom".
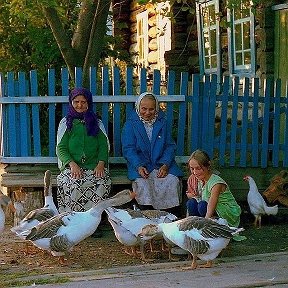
{"left": 157, "top": 164, "right": 168, "bottom": 178}
{"left": 94, "top": 161, "right": 105, "bottom": 178}
{"left": 69, "top": 161, "right": 83, "bottom": 179}
{"left": 138, "top": 166, "right": 149, "bottom": 179}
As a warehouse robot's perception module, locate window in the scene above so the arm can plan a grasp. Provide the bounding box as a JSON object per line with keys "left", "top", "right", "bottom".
{"left": 196, "top": 0, "right": 220, "bottom": 77}
{"left": 156, "top": 2, "right": 171, "bottom": 80}
{"left": 228, "top": 0, "right": 255, "bottom": 75}
{"left": 136, "top": 11, "right": 149, "bottom": 70}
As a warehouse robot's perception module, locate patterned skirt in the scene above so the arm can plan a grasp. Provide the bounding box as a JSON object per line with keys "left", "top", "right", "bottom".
{"left": 132, "top": 169, "right": 181, "bottom": 210}
{"left": 57, "top": 168, "right": 111, "bottom": 213}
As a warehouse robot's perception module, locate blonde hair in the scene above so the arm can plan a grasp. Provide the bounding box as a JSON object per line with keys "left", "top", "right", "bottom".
{"left": 188, "top": 149, "right": 211, "bottom": 169}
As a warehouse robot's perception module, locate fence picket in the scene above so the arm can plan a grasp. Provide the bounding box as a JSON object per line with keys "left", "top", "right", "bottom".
{"left": 261, "top": 78, "right": 271, "bottom": 167}
{"left": 219, "top": 76, "right": 229, "bottom": 166}
{"left": 30, "top": 70, "right": 41, "bottom": 157}
{"left": 229, "top": 76, "right": 239, "bottom": 166}
{"left": 273, "top": 78, "right": 281, "bottom": 166}
{"left": 1, "top": 66, "right": 288, "bottom": 168}
{"left": 112, "top": 66, "right": 121, "bottom": 157}
{"left": 18, "top": 72, "right": 29, "bottom": 157}
{"left": 240, "top": 77, "right": 250, "bottom": 167}
{"left": 251, "top": 77, "right": 260, "bottom": 166}
{"left": 47, "top": 69, "right": 56, "bottom": 157}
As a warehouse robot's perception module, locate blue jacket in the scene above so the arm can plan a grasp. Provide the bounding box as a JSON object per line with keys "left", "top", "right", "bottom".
{"left": 121, "top": 110, "right": 183, "bottom": 180}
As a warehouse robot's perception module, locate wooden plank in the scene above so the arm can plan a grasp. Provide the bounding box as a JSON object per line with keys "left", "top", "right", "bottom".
{"left": 0, "top": 95, "right": 185, "bottom": 104}
{"left": 1, "top": 173, "right": 131, "bottom": 187}
{"left": 139, "top": 68, "right": 147, "bottom": 93}
{"left": 61, "top": 67, "right": 69, "bottom": 117}
{"left": 207, "top": 74, "right": 217, "bottom": 158}
{"left": 30, "top": 70, "right": 41, "bottom": 156}
{"left": 190, "top": 74, "right": 201, "bottom": 152}
{"left": 284, "top": 82, "right": 288, "bottom": 166}
{"left": 251, "top": 77, "right": 260, "bottom": 166}
{"left": 18, "top": 72, "right": 29, "bottom": 157}
{"left": 112, "top": 66, "right": 122, "bottom": 157}
{"left": 261, "top": 79, "right": 271, "bottom": 167}
{"left": 166, "top": 70, "right": 175, "bottom": 140}
{"left": 176, "top": 72, "right": 189, "bottom": 155}
{"left": 201, "top": 75, "right": 211, "bottom": 152}
{"left": 219, "top": 76, "right": 229, "bottom": 165}
{"left": 125, "top": 67, "right": 134, "bottom": 119}
{"left": 272, "top": 79, "right": 281, "bottom": 166}
{"left": 7, "top": 72, "right": 17, "bottom": 156}
{"left": 229, "top": 76, "right": 240, "bottom": 166}
{"left": 101, "top": 66, "right": 110, "bottom": 133}
{"left": 75, "top": 67, "right": 83, "bottom": 87}
{"left": 47, "top": 69, "right": 56, "bottom": 157}
{"left": 240, "top": 77, "right": 249, "bottom": 167}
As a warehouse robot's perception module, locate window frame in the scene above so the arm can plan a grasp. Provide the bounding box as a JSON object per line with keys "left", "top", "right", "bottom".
{"left": 196, "top": 0, "right": 221, "bottom": 79}
{"left": 156, "top": 2, "right": 172, "bottom": 80}
{"left": 136, "top": 10, "right": 149, "bottom": 70}
{"left": 227, "top": 1, "right": 256, "bottom": 76}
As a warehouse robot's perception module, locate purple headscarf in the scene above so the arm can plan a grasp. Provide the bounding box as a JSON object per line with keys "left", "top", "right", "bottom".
{"left": 66, "top": 87, "right": 99, "bottom": 136}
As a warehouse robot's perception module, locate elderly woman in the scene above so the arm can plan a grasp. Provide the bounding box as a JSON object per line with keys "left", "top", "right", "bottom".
{"left": 121, "top": 92, "right": 183, "bottom": 214}
{"left": 56, "top": 87, "right": 111, "bottom": 216}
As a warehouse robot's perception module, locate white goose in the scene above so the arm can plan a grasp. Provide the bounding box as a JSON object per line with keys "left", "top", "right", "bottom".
{"left": 11, "top": 170, "right": 58, "bottom": 235}
{"left": 105, "top": 207, "right": 155, "bottom": 260}
{"left": 0, "top": 192, "right": 15, "bottom": 233}
{"left": 244, "top": 175, "right": 278, "bottom": 228}
{"left": 140, "top": 216, "right": 244, "bottom": 269}
{"left": 105, "top": 207, "right": 177, "bottom": 260}
{"left": 19, "top": 189, "right": 135, "bottom": 262}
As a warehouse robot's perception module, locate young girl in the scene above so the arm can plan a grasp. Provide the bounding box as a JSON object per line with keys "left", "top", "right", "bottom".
{"left": 186, "top": 149, "right": 241, "bottom": 227}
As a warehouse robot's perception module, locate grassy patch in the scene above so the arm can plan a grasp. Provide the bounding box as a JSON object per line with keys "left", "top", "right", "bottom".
{"left": 1, "top": 276, "right": 69, "bottom": 288}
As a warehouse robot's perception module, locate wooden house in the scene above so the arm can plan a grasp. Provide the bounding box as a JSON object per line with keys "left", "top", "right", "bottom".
{"left": 112, "top": 0, "right": 288, "bottom": 87}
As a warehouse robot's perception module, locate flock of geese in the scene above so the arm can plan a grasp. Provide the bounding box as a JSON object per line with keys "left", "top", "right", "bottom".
{"left": 2, "top": 171, "right": 278, "bottom": 270}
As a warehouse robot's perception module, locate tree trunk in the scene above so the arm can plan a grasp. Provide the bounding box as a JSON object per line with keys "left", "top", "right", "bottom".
{"left": 82, "top": 0, "right": 112, "bottom": 88}
{"left": 41, "top": 0, "right": 111, "bottom": 88}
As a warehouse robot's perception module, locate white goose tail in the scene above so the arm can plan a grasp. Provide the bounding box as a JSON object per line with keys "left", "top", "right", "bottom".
{"left": 264, "top": 204, "right": 278, "bottom": 215}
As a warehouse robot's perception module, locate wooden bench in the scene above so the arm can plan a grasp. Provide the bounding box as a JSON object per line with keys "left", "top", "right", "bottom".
{"left": 0, "top": 156, "right": 190, "bottom": 189}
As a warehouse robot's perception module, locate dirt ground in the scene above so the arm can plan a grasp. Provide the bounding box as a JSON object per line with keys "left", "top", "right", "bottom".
{"left": 0, "top": 214, "right": 184, "bottom": 279}
{"left": 1, "top": 207, "right": 288, "bottom": 285}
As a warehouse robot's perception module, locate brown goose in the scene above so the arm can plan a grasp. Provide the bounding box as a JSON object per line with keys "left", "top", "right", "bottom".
{"left": 20, "top": 190, "right": 135, "bottom": 262}
{"left": 11, "top": 170, "right": 58, "bottom": 235}
{"left": 140, "top": 216, "right": 244, "bottom": 269}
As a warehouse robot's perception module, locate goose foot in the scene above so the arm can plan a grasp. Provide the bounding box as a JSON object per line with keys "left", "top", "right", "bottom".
{"left": 198, "top": 260, "right": 213, "bottom": 268}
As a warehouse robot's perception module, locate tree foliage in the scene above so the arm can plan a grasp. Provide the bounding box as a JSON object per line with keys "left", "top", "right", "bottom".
{"left": 0, "top": 0, "right": 127, "bottom": 88}
{"left": 0, "top": 0, "right": 63, "bottom": 80}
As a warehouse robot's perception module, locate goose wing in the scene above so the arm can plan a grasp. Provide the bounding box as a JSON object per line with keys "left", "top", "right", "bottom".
{"left": 179, "top": 216, "right": 234, "bottom": 239}
{"left": 141, "top": 210, "right": 178, "bottom": 223}
{"left": 23, "top": 208, "right": 56, "bottom": 223}
{"left": 25, "top": 212, "right": 69, "bottom": 241}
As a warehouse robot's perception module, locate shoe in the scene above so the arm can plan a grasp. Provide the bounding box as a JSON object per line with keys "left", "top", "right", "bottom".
{"left": 90, "top": 229, "right": 103, "bottom": 238}
{"left": 171, "top": 246, "right": 188, "bottom": 255}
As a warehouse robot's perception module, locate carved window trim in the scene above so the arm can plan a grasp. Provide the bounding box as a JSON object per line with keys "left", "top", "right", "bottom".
{"left": 227, "top": 0, "right": 256, "bottom": 76}
{"left": 136, "top": 10, "right": 149, "bottom": 70}
{"left": 196, "top": 0, "right": 221, "bottom": 78}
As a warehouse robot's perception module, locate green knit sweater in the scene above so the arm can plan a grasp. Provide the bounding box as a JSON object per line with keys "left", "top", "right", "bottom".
{"left": 56, "top": 119, "right": 109, "bottom": 171}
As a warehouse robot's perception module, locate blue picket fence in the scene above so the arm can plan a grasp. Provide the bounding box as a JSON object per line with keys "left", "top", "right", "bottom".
{"left": 0, "top": 66, "right": 287, "bottom": 168}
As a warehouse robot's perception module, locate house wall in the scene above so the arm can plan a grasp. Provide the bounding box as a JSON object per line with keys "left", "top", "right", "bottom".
{"left": 112, "top": 1, "right": 284, "bottom": 82}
